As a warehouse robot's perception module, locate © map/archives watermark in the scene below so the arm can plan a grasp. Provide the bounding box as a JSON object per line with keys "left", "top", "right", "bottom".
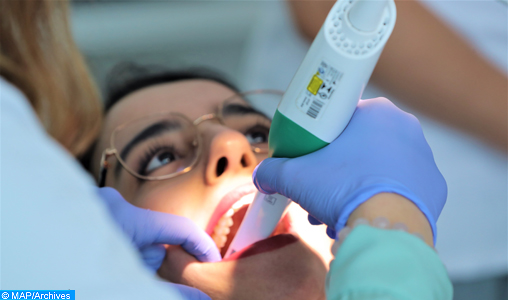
{"left": 0, "top": 291, "right": 75, "bottom": 300}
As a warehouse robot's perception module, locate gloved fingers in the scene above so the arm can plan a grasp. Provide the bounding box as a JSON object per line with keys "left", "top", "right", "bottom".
{"left": 148, "top": 212, "right": 221, "bottom": 263}
{"left": 97, "top": 187, "right": 221, "bottom": 266}
{"left": 326, "top": 226, "right": 337, "bottom": 239}
{"left": 140, "top": 244, "right": 167, "bottom": 272}
{"left": 97, "top": 187, "right": 127, "bottom": 210}
{"left": 97, "top": 187, "right": 221, "bottom": 263}
{"left": 160, "top": 282, "right": 211, "bottom": 300}
{"left": 308, "top": 214, "right": 323, "bottom": 225}
{"left": 252, "top": 158, "right": 291, "bottom": 195}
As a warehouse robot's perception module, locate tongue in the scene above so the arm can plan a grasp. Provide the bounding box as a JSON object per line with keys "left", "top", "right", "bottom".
{"left": 224, "top": 233, "right": 298, "bottom": 261}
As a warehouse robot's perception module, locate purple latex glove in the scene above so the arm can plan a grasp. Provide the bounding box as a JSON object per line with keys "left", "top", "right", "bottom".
{"left": 253, "top": 98, "right": 447, "bottom": 243}
{"left": 97, "top": 187, "right": 221, "bottom": 272}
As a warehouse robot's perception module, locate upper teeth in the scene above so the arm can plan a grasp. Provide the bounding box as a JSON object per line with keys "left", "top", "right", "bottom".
{"left": 211, "top": 193, "right": 255, "bottom": 251}
{"left": 225, "top": 209, "right": 234, "bottom": 217}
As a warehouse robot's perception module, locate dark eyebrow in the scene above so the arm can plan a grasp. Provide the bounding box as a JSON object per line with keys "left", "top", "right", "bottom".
{"left": 115, "top": 120, "right": 182, "bottom": 177}
{"left": 221, "top": 103, "right": 270, "bottom": 120}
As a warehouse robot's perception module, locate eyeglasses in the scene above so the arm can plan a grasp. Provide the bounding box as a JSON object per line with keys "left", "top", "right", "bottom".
{"left": 98, "top": 90, "right": 283, "bottom": 187}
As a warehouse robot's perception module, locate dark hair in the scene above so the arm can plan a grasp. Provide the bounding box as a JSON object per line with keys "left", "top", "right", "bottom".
{"left": 80, "top": 62, "right": 238, "bottom": 173}
{"left": 104, "top": 62, "right": 239, "bottom": 112}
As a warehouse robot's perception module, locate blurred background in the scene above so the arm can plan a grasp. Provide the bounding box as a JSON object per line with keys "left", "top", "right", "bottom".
{"left": 70, "top": 1, "right": 507, "bottom": 299}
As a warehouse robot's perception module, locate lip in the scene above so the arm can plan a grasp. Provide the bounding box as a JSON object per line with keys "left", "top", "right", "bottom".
{"left": 205, "top": 183, "right": 257, "bottom": 236}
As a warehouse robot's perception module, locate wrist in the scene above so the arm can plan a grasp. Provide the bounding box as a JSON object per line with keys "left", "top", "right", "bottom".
{"left": 344, "top": 193, "right": 434, "bottom": 247}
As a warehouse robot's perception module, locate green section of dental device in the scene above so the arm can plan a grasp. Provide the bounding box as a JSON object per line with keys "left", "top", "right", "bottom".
{"left": 269, "top": 109, "right": 329, "bottom": 159}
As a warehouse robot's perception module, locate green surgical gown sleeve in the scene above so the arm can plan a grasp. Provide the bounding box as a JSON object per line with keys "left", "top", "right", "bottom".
{"left": 326, "top": 225, "right": 453, "bottom": 300}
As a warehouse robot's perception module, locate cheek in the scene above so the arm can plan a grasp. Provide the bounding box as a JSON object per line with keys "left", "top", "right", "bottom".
{"left": 255, "top": 153, "right": 268, "bottom": 163}
{"left": 287, "top": 204, "right": 334, "bottom": 266}
{"left": 128, "top": 174, "right": 215, "bottom": 231}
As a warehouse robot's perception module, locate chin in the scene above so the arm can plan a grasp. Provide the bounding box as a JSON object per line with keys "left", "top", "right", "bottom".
{"left": 157, "top": 183, "right": 328, "bottom": 300}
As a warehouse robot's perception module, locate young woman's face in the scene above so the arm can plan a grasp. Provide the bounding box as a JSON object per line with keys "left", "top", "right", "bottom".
{"left": 95, "top": 80, "right": 332, "bottom": 300}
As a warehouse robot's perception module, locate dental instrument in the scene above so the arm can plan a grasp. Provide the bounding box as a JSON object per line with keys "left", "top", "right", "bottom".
{"left": 224, "top": 0, "right": 397, "bottom": 258}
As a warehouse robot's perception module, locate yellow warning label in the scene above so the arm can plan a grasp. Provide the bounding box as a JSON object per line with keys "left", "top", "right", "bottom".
{"left": 307, "top": 73, "right": 323, "bottom": 95}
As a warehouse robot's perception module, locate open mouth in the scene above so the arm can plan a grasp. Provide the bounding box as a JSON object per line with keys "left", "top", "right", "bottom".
{"left": 206, "top": 184, "right": 293, "bottom": 258}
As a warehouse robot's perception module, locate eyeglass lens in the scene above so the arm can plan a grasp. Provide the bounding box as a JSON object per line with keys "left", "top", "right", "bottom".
{"left": 112, "top": 92, "right": 281, "bottom": 180}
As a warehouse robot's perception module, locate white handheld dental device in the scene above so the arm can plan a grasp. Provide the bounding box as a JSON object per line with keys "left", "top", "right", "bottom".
{"left": 224, "top": 0, "right": 397, "bottom": 258}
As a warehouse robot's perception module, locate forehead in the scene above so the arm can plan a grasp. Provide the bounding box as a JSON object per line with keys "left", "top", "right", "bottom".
{"left": 106, "top": 79, "right": 237, "bottom": 129}
{"left": 102, "top": 79, "right": 238, "bottom": 139}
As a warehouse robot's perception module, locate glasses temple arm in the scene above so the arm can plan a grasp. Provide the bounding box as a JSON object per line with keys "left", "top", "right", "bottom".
{"left": 98, "top": 149, "right": 115, "bottom": 188}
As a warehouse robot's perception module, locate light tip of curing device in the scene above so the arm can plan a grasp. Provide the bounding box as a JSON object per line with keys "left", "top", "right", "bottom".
{"left": 348, "top": 0, "right": 389, "bottom": 32}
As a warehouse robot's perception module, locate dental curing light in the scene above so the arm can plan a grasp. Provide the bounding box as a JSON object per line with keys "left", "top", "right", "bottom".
{"left": 224, "top": 0, "right": 396, "bottom": 258}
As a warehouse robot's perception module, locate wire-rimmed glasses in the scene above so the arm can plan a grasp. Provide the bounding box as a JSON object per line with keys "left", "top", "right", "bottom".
{"left": 98, "top": 90, "right": 283, "bottom": 187}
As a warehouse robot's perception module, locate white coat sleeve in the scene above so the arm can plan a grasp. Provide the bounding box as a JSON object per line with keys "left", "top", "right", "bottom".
{"left": 0, "top": 77, "right": 184, "bottom": 299}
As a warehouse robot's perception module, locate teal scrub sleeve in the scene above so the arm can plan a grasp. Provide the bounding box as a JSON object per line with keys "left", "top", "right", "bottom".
{"left": 326, "top": 226, "right": 453, "bottom": 300}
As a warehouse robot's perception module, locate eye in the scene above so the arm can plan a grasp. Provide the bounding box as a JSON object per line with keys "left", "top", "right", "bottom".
{"left": 144, "top": 149, "right": 178, "bottom": 173}
{"left": 244, "top": 125, "right": 269, "bottom": 145}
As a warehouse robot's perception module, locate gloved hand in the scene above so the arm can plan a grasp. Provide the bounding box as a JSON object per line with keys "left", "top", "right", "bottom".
{"left": 253, "top": 98, "right": 446, "bottom": 243}
{"left": 97, "top": 187, "right": 221, "bottom": 273}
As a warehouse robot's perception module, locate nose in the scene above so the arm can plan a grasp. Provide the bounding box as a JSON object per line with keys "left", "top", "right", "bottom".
{"left": 204, "top": 127, "right": 257, "bottom": 186}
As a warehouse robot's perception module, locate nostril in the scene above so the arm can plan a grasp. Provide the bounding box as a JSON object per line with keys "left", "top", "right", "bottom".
{"left": 216, "top": 157, "right": 228, "bottom": 177}
{"left": 241, "top": 155, "right": 248, "bottom": 168}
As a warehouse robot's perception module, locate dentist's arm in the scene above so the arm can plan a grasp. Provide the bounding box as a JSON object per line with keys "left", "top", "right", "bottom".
{"left": 327, "top": 195, "right": 452, "bottom": 300}
{"left": 253, "top": 98, "right": 453, "bottom": 299}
